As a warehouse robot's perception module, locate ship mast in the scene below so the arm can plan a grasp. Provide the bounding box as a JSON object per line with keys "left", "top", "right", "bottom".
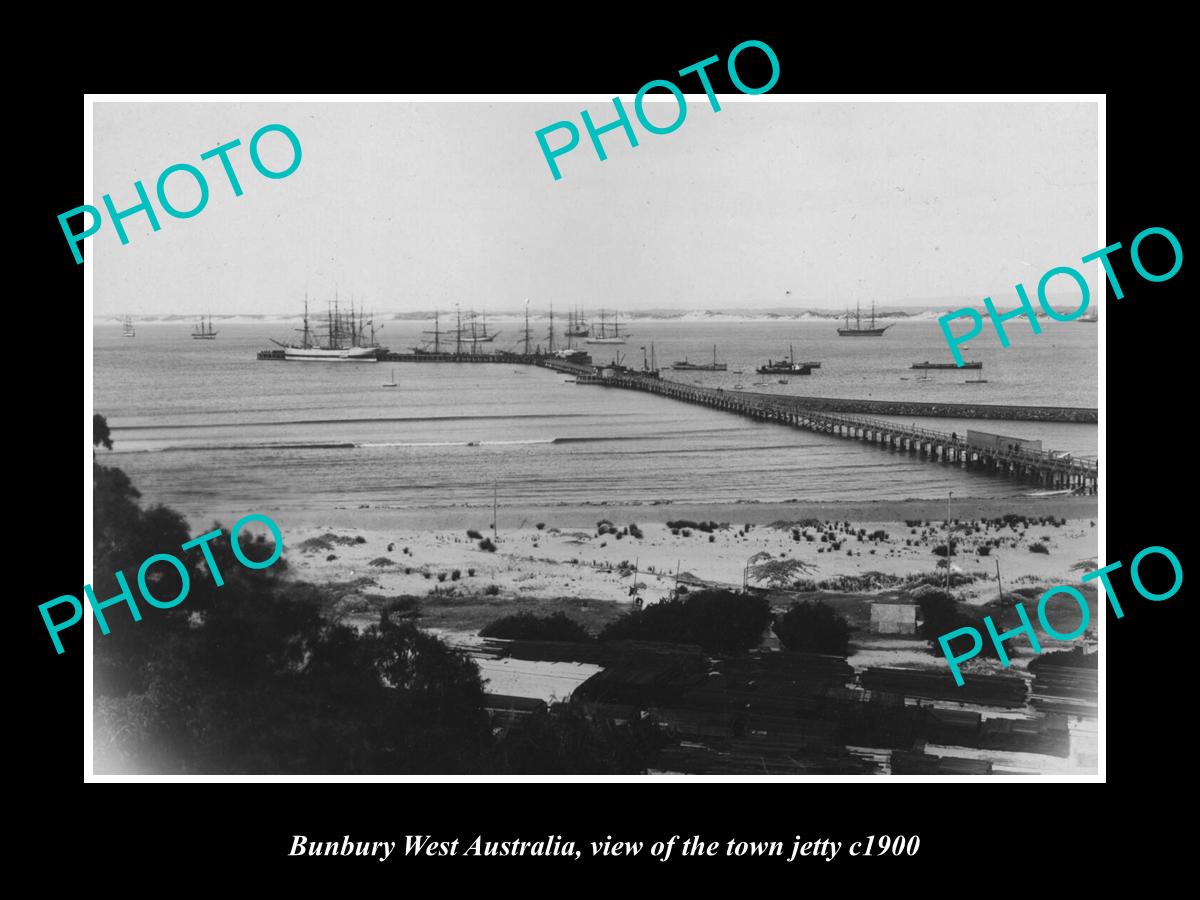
{"left": 523, "top": 300, "right": 531, "bottom": 356}
{"left": 548, "top": 303, "right": 556, "bottom": 353}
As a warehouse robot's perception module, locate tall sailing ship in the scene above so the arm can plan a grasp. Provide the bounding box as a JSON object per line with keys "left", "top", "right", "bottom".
{"left": 586, "top": 310, "right": 627, "bottom": 344}
{"left": 564, "top": 307, "right": 590, "bottom": 338}
{"left": 270, "top": 297, "right": 379, "bottom": 361}
{"left": 121, "top": 315, "right": 136, "bottom": 338}
{"left": 191, "top": 314, "right": 218, "bottom": 340}
{"left": 837, "top": 301, "right": 892, "bottom": 336}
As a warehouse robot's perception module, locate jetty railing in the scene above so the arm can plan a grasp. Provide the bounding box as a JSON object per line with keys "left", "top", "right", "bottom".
{"left": 576, "top": 372, "right": 1097, "bottom": 490}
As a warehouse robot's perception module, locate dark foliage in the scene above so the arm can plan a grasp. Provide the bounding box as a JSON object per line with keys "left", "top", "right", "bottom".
{"left": 91, "top": 420, "right": 664, "bottom": 775}
{"left": 480, "top": 612, "right": 593, "bottom": 642}
{"left": 917, "top": 594, "right": 1005, "bottom": 661}
{"left": 478, "top": 538, "right": 497, "bottom": 552}
{"left": 773, "top": 601, "right": 852, "bottom": 654}
{"left": 93, "top": 413, "right": 113, "bottom": 450}
{"left": 495, "top": 704, "right": 666, "bottom": 774}
{"left": 599, "top": 589, "right": 771, "bottom": 654}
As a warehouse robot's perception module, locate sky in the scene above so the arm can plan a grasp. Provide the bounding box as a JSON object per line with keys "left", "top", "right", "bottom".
{"left": 92, "top": 100, "right": 1098, "bottom": 317}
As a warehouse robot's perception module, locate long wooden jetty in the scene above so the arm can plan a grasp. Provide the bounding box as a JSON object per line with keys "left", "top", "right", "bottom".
{"left": 253, "top": 348, "right": 1096, "bottom": 488}
{"left": 576, "top": 372, "right": 1098, "bottom": 491}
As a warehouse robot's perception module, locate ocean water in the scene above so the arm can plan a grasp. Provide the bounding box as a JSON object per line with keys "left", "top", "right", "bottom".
{"left": 93, "top": 318, "right": 1097, "bottom": 518}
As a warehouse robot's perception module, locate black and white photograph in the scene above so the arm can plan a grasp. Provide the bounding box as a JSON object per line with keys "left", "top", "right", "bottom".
{"left": 85, "top": 97, "right": 1101, "bottom": 778}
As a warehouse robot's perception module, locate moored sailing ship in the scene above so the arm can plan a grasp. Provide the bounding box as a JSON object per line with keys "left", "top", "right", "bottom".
{"left": 191, "top": 314, "right": 218, "bottom": 340}
{"left": 837, "top": 301, "right": 892, "bottom": 336}
{"left": 565, "top": 307, "right": 590, "bottom": 338}
{"left": 586, "top": 310, "right": 628, "bottom": 344}
{"left": 121, "top": 315, "right": 136, "bottom": 338}
{"left": 270, "top": 297, "right": 379, "bottom": 361}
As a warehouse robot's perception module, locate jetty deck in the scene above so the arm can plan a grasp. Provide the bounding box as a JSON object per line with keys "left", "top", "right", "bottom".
{"left": 575, "top": 371, "right": 1098, "bottom": 491}
{"left": 254, "top": 349, "right": 1097, "bottom": 489}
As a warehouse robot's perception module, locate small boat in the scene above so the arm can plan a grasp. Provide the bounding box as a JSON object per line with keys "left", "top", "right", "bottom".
{"left": 913, "top": 360, "right": 982, "bottom": 370}
{"left": 672, "top": 345, "right": 727, "bottom": 371}
{"left": 121, "top": 315, "right": 136, "bottom": 338}
{"left": 964, "top": 376, "right": 988, "bottom": 384}
{"left": 381, "top": 368, "right": 398, "bottom": 388}
{"left": 756, "top": 345, "right": 812, "bottom": 375}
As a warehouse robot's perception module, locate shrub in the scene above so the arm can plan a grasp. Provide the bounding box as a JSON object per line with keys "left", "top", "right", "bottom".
{"left": 773, "top": 601, "right": 852, "bottom": 654}
{"left": 484, "top": 584, "right": 501, "bottom": 596}
{"left": 466, "top": 568, "right": 475, "bottom": 577}
{"left": 599, "top": 589, "right": 771, "bottom": 654}
{"left": 325, "top": 554, "right": 338, "bottom": 561}
{"left": 368, "top": 557, "right": 393, "bottom": 567}
{"left": 1029, "top": 542, "right": 1050, "bottom": 554}
{"left": 354, "top": 536, "right": 366, "bottom": 544}
{"left": 536, "top": 522, "right": 546, "bottom": 530}
{"left": 628, "top": 524, "right": 643, "bottom": 539}
{"left": 977, "top": 545, "right": 992, "bottom": 556}
{"left": 437, "top": 572, "right": 447, "bottom": 582}
{"left": 931, "top": 541, "right": 958, "bottom": 557}
{"left": 917, "top": 594, "right": 1005, "bottom": 660}
{"left": 479, "top": 539, "right": 497, "bottom": 552}
{"left": 481, "top": 612, "right": 593, "bottom": 642}
{"left": 467, "top": 530, "right": 483, "bottom": 540}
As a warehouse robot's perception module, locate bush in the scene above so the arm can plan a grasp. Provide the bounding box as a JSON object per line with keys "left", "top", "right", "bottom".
{"left": 1029, "top": 542, "right": 1050, "bottom": 554}
{"left": 977, "top": 545, "right": 991, "bottom": 557}
{"left": 437, "top": 572, "right": 447, "bottom": 582}
{"left": 773, "top": 601, "right": 851, "bottom": 654}
{"left": 536, "top": 523, "right": 546, "bottom": 530}
{"left": 931, "top": 541, "right": 958, "bottom": 557}
{"left": 917, "top": 594, "right": 1005, "bottom": 660}
{"left": 467, "top": 568, "right": 476, "bottom": 577}
{"left": 479, "top": 538, "right": 497, "bottom": 552}
{"left": 599, "top": 589, "right": 771, "bottom": 654}
{"left": 628, "top": 523, "right": 643, "bottom": 539}
{"left": 451, "top": 569, "right": 462, "bottom": 581}
{"left": 354, "top": 536, "right": 366, "bottom": 544}
{"left": 484, "top": 584, "right": 501, "bottom": 596}
{"left": 480, "top": 612, "right": 592, "bottom": 642}
{"left": 368, "top": 557, "right": 393, "bottom": 567}
{"left": 467, "top": 529, "right": 483, "bottom": 540}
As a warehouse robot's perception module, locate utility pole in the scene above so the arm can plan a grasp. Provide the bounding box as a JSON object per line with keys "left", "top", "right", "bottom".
{"left": 945, "top": 490, "right": 953, "bottom": 591}
{"left": 492, "top": 482, "right": 498, "bottom": 543}
{"left": 995, "top": 558, "right": 1004, "bottom": 605}
{"left": 548, "top": 303, "right": 555, "bottom": 354}
{"left": 523, "top": 299, "right": 531, "bottom": 356}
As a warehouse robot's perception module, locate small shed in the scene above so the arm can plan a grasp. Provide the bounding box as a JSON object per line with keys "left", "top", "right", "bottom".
{"left": 870, "top": 602, "right": 918, "bottom": 635}
{"left": 966, "top": 429, "right": 1043, "bottom": 454}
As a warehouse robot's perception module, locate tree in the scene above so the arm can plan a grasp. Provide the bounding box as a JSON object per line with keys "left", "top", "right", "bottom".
{"left": 91, "top": 414, "right": 500, "bottom": 774}
{"left": 93, "top": 413, "right": 113, "bottom": 450}
{"left": 917, "top": 593, "right": 1006, "bottom": 661}
{"left": 748, "top": 557, "right": 815, "bottom": 588}
{"left": 773, "top": 601, "right": 852, "bottom": 654}
{"left": 599, "top": 590, "right": 772, "bottom": 654}
{"left": 495, "top": 704, "right": 666, "bottom": 774}
{"left": 481, "top": 612, "right": 593, "bottom": 642}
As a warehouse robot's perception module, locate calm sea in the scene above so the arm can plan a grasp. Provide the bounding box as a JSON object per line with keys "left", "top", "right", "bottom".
{"left": 93, "top": 317, "right": 1097, "bottom": 518}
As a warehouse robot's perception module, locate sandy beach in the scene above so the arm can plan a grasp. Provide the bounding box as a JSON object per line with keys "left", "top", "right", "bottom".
{"left": 268, "top": 494, "right": 1099, "bottom": 638}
